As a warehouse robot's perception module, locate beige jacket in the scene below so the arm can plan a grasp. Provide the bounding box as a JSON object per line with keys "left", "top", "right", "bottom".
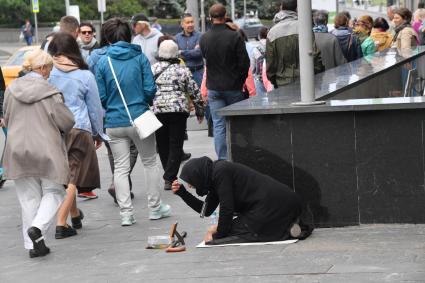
{"left": 392, "top": 27, "right": 417, "bottom": 50}
{"left": 3, "top": 73, "right": 75, "bottom": 185}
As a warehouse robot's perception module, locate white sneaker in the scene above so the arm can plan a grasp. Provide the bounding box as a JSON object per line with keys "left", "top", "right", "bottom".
{"left": 121, "top": 215, "right": 136, "bottom": 226}
{"left": 149, "top": 203, "right": 171, "bottom": 220}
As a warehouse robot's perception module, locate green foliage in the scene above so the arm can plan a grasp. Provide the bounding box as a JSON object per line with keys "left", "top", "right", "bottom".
{"left": 0, "top": 0, "right": 281, "bottom": 26}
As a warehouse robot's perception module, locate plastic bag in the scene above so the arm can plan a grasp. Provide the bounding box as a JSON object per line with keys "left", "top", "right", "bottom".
{"left": 19, "top": 32, "right": 24, "bottom": 42}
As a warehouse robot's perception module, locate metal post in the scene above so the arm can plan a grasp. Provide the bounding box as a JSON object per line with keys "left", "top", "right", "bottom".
{"left": 65, "top": 0, "right": 70, "bottom": 15}
{"left": 186, "top": 0, "right": 200, "bottom": 30}
{"left": 243, "top": 0, "right": 247, "bottom": 18}
{"left": 231, "top": 0, "right": 235, "bottom": 20}
{"left": 34, "top": 12, "right": 38, "bottom": 44}
{"left": 293, "top": 0, "right": 324, "bottom": 106}
{"left": 100, "top": 12, "right": 104, "bottom": 25}
{"left": 200, "top": 0, "right": 206, "bottom": 32}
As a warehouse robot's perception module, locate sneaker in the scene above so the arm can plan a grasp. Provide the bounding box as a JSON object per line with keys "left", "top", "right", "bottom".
{"left": 55, "top": 225, "right": 77, "bottom": 239}
{"left": 149, "top": 203, "right": 171, "bottom": 220}
{"left": 71, "top": 209, "right": 84, "bottom": 229}
{"left": 27, "top": 227, "right": 50, "bottom": 257}
{"left": 78, "top": 191, "right": 98, "bottom": 199}
{"left": 121, "top": 215, "right": 136, "bottom": 226}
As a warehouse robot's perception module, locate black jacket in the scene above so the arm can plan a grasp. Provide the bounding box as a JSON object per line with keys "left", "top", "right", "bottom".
{"left": 0, "top": 67, "right": 5, "bottom": 117}
{"left": 200, "top": 24, "right": 250, "bottom": 91}
{"left": 177, "top": 160, "right": 303, "bottom": 242}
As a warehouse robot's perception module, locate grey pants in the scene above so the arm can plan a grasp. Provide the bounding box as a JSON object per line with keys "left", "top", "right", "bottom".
{"left": 106, "top": 127, "right": 161, "bottom": 217}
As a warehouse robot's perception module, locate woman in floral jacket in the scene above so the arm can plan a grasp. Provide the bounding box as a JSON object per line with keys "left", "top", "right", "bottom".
{"left": 151, "top": 40, "right": 204, "bottom": 191}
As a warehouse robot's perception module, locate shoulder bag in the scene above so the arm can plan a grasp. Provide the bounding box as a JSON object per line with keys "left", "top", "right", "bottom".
{"left": 107, "top": 56, "right": 162, "bottom": 139}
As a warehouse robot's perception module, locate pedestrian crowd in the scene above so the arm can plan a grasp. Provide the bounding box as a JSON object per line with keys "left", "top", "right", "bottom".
{"left": 0, "top": 0, "right": 422, "bottom": 258}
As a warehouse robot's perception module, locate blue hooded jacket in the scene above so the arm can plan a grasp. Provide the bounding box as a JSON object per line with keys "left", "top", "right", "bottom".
{"left": 95, "top": 41, "right": 156, "bottom": 128}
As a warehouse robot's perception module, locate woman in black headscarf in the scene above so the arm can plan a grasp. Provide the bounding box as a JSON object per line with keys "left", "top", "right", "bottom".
{"left": 172, "top": 157, "right": 312, "bottom": 244}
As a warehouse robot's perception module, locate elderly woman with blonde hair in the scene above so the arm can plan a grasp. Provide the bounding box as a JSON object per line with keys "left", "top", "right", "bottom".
{"left": 3, "top": 49, "right": 75, "bottom": 258}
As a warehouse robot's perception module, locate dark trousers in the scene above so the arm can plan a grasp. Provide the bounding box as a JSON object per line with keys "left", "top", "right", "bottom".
{"left": 156, "top": 113, "right": 187, "bottom": 182}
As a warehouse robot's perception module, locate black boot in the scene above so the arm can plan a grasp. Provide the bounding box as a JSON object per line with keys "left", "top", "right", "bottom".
{"left": 27, "top": 227, "right": 50, "bottom": 257}
{"left": 55, "top": 225, "right": 77, "bottom": 239}
{"left": 71, "top": 209, "right": 84, "bottom": 229}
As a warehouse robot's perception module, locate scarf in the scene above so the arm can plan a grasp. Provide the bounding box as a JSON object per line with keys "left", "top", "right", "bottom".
{"left": 53, "top": 55, "right": 79, "bottom": 73}
{"left": 353, "top": 26, "right": 370, "bottom": 43}
{"left": 79, "top": 38, "right": 97, "bottom": 50}
{"left": 393, "top": 22, "right": 411, "bottom": 42}
{"left": 313, "top": 24, "right": 328, "bottom": 33}
{"left": 179, "top": 157, "right": 213, "bottom": 197}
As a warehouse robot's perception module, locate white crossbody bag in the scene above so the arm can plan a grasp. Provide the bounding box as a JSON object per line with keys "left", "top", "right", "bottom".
{"left": 107, "top": 56, "right": 162, "bottom": 139}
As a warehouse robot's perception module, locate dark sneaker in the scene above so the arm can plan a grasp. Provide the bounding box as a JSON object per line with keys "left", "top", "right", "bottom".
{"left": 55, "top": 225, "right": 77, "bottom": 239}
{"left": 27, "top": 227, "right": 50, "bottom": 257}
{"left": 181, "top": 152, "right": 191, "bottom": 162}
{"left": 71, "top": 209, "right": 84, "bottom": 229}
{"left": 29, "top": 249, "right": 40, "bottom": 258}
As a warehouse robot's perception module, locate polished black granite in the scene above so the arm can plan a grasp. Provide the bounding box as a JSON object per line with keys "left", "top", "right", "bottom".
{"left": 222, "top": 47, "right": 425, "bottom": 226}
{"left": 219, "top": 47, "right": 425, "bottom": 116}
{"left": 228, "top": 109, "right": 425, "bottom": 226}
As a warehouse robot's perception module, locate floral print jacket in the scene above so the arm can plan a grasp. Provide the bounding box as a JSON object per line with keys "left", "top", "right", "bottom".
{"left": 151, "top": 61, "right": 202, "bottom": 115}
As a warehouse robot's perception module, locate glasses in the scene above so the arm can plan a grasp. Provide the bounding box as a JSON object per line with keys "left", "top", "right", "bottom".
{"left": 81, "top": 31, "right": 93, "bottom": 35}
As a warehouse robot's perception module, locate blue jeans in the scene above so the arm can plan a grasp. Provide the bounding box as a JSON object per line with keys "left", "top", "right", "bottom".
{"left": 208, "top": 90, "right": 244, "bottom": 160}
{"left": 254, "top": 77, "right": 267, "bottom": 97}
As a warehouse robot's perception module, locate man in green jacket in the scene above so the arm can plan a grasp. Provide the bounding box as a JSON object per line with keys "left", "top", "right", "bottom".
{"left": 266, "top": 0, "right": 324, "bottom": 88}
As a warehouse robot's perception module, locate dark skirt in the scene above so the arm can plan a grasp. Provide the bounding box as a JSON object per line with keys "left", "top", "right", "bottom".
{"left": 65, "top": 128, "right": 100, "bottom": 192}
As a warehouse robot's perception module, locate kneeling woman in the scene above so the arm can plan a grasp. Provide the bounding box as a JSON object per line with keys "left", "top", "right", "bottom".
{"left": 172, "top": 157, "right": 311, "bottom": 244}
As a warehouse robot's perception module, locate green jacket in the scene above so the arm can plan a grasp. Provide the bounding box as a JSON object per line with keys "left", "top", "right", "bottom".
{"left": 361, "top": 36, "right": 376, "bottom": 57}
{"left": 266, "top": 11, "right": 324, "bottom": 88}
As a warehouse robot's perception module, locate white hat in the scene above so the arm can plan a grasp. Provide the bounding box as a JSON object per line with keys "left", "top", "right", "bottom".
{"left": 158, "top": 40, "right": 179, "bottom": 59}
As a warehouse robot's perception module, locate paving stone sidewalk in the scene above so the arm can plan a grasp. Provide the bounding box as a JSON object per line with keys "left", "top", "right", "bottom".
{"left": 0, "top": 130, "right": 424, "bottom": 283}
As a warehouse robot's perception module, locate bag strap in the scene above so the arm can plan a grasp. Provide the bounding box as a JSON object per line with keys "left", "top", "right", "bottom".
{"left": 107, "top": 56, "right": 134, "bottom": 126}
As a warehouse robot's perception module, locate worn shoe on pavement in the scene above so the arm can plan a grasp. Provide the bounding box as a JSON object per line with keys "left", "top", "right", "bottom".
{"left": 78, "top": 191, "right": 98, "bottom": 199}
{"left": 71, "top": 209, "right": 84, "bottom": 229}
{"left": 27, "top": 227, "right": 50, "bottom": 257}
{"left": 121, "top": 215, "right": 136, "bottom": 226}
{"left": 55, "top": 225, "right": 77, "bottom": 239}
{"left": 149, "top": 203, "right": 171, "bottom": 220}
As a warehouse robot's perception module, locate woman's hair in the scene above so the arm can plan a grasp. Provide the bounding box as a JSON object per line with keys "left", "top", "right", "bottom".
{"left": 22, "top": 49, "right": 53, "bottom": 72}
{"left": 357, "top": 15, "right": 374, "bottom": 30}
{"left": 415, "top": 8, "right": 425, "bottom": 21}
{"left": 48, "top": 32, "right": 88, "bottom": 70}
{"left": 158, "top": 40, "right": 179, "bottom": 59}
{"left": 373, "top": 17, "right": 390, "bottom": 30}
{"left": 102, "top": 18, "right": 132, "bottom": 44}
{"left": 258, "top": 26, "right": 269, "bottom": 40}
{"left": 334, "top": 13, "right": 349, "bottom": 28}
{"left": 341, "top": 10, "right": 352, "bottom": 20}
{"left": 394, "top": 7, "right": 413, "bottom": 23}
{"left": 157, "top": 34, "right": 175, "bottom": 48}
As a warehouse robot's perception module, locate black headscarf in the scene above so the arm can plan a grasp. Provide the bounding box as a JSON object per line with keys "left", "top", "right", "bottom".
{"left": 179, "top": 157, "right": 213, "bottom": 197}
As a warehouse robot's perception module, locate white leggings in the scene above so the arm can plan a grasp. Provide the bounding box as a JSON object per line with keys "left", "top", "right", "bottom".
{"left": 14, "top": 177, "right": 65, "bottom": 249}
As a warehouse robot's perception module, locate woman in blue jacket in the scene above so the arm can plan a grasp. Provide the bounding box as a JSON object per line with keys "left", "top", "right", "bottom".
{"left": 48, "top": 33, "right": 106, "bottom": 238}
{"left": 95, "top": 18, "right": 171, "bottom": 226}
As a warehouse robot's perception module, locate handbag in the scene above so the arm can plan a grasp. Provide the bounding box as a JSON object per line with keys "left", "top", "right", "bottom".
{"left": 107, "top": 56, "right": 162, "bottom": 139}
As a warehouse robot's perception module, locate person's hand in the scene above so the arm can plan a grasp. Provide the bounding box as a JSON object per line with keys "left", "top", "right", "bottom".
{"left": 202, "top": 94, "right": 208, "bottom": 104}
{"left": 197, "top": 116, "right": 204, "bottom": 124}
{"left": 94, "top": 136, "right": 103, "bottom": 150}
{"left": 189, "top": 102, "right": 195, "bottom": 112}
{"left": 171, "top": 180, "right": 181, "bottom": 194}
{"left": 0, "top": 118, "right": 5, "bottom": 128}
{"left": 204, "top": 225, "right": 217, "bottom": 242}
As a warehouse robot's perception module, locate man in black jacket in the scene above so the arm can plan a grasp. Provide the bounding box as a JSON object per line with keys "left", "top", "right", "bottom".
{"left": 200, "top": 4, "right": 250, "bottom": 160}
